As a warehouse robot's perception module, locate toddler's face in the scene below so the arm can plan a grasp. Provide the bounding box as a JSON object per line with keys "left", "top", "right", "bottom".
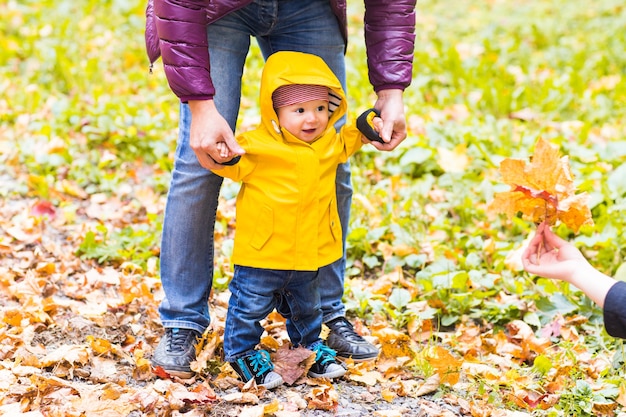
{"left": 276, "top": 99, "right": 329, "bottom": 143}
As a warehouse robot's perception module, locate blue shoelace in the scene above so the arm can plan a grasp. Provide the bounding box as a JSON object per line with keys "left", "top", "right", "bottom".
{"left": 249, "top": 350, "right": 274, "bottom": 374}
{"left": 313, "top": 344, "right": 337, "bottom": 365}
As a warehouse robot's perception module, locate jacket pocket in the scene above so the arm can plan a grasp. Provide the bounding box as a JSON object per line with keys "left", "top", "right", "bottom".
{"left": 250, "top": 205, "right": 274, "bottom": 250}
{"left": 328, "top": 199, "right": 341, "bottom": 242}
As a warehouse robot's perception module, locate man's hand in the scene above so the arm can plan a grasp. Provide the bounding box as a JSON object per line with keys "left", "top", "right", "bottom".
{"left": 188, "top": 100, "right": 245, "bottom": 170}
{"left": 369, "top": 89, "right": 407, "bottom": 151}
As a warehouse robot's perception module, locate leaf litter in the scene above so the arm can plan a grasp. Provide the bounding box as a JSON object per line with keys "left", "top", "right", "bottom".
{"left": 0, "top": 193, "right": 467, "bottom": 416}
{"left": 2, "top": 171, "right": 624, "bottom": 417}
{"left": 2, "top": 147, "right": 625, "bottom": 416}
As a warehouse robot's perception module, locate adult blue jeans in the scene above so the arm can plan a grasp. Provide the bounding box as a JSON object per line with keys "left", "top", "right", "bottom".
{"left": 223, "top": 266, "right": 323, "bottom": 361}
{"left": 158, "top": 0, "right": 350, "bottom": 333}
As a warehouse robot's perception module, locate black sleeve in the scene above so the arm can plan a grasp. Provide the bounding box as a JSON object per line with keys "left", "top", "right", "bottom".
{"left": 603, "top": 281, "right": 626, "bottom": 339}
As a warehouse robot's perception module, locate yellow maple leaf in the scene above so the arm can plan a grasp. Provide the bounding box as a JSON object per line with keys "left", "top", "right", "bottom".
{"left": 488, "top": 138, "right": 593, "bottom": 232}
{"left": 416, "top": 345, "right": 462, "bottom": 385}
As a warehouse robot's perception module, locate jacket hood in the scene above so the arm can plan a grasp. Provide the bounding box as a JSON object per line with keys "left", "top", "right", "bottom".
{"left": 259, "top": 51, "right": 347, "bottom": 141}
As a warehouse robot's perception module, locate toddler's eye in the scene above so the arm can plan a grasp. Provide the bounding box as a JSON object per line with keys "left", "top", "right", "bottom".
{"left": 295, "top": 108, "right": 305, "bottom": 113}
{"left": 317, "top": 105, "right": 327, "bottom": 112}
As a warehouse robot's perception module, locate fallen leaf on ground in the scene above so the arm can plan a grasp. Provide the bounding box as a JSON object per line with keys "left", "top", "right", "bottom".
{"left": 272, "top": 345, "right": 315, "bottom": 385}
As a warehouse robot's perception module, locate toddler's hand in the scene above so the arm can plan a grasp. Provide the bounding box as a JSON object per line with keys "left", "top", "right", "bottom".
{"left": 217, "top": 142, "right": 229, "bottom": 158}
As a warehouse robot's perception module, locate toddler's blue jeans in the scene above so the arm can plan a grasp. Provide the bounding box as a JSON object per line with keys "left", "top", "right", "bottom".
{"left": 223, "top": 266, "right": 323, "bottom": 361}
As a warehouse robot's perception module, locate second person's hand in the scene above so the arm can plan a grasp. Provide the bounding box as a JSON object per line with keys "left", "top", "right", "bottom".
{"left": 370, "top": 88, "right": 407, "bottom": 151}
{"left": 522, "top": 222, "right": 589, "bottom": 282}
{"left": 189, "top": 100, "right": 245, "bottom": 170}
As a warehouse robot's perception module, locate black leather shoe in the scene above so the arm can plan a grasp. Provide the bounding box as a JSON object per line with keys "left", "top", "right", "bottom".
{"left": 151, "top": 328, "right": 201, "bottom": 378}
{"left": 325, "top": 317, "right": 379, "bottom": 361}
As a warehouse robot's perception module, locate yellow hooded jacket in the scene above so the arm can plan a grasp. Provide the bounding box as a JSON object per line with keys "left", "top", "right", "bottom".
{"left": 213, "top": 51, "right": 363, "bottom": 271}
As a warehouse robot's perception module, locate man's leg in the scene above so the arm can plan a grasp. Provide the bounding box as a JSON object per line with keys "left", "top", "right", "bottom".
{"left": 152, "top": 13, "right": 252, "bottom": 377}
{"left": 255, "top": 0, "right": 379, "bottom": 361}
{"left": 151, "top": 101, "right": 224, "bottom": 377}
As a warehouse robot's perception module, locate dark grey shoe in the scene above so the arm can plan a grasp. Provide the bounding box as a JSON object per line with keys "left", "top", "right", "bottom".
{"left": 151, "top": 328, "right": 201, "bottom": 378}
{"left": 326, "top": 317, "right": 379, "bottom": 361}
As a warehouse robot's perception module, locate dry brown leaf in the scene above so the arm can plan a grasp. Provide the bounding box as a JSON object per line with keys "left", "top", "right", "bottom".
{"left": 71, "top": 386, "right": 137, "bottom": 417}
{"left": 347, "top": 369, "right": 383, "bottom": 386}
{"left": 191, "top": 329, "right": 223, "bottom": 373}
{"left": 462, "top": 362, "right": 500, "bottom": 381}
{"left": 488, "top": 137, "right": 593, "bottom": 232}
{"left": 415, "top": 373, "right": 441, "bottom": 396}
{"left": 506, "top": 320, "right": 551, "bottom": 356}
{"left": 374, "top": 327, "right": 414, "bottom": 360}
{"left": 407, "top": 315, "right": 435, "bottom": 343}
{"left": 381, "top": 387, "right": 397, "bottom": 402}
{"left": 239, "top": 405, "right": 265, "bottom": 417}
{"left": 283, "top": 390, "right": 308, "bottom": 410}
{"left": 0, "top": 403, "right": 44, "bottom": 416}
{"left": 272, "top": 345, "right": 315, "bottom": 385}
{"left": 305, "top": 382, "right": 339, "bottom": 411}
{"left": 40, "top": 344, "right": 90, "bottom": 368}
{"left": 89, "top": 357, "right": 119, "bottom": 383}
{"left": 591, "top": 392, "right": 619, "bottom": 415}
{"left": 0, "top": 369, "right": 17, "bottom": 391}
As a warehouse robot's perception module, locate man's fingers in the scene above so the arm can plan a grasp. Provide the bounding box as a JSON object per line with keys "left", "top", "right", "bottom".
{"left": 195, "top": 152, "right": 224, "bottom": 170}
{"left": 222, "top": 134, "right": 245, "bottom": 155}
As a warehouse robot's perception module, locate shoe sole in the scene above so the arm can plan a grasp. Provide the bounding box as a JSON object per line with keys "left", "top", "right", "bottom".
{"left": 152, "top": 362, "right": 195, "bottom": 379}
{"left": 335, "top": 353, "right": 379, "bottom": 362}
{"left": 261, "top": 376, "right": 284, "bottom": 389}
{"left": 308, "top": 367, "right": 347, "bottom": 379}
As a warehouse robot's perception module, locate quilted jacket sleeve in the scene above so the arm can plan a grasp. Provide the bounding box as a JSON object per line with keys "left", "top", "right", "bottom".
{"left": 603, "top": 281, "right": 626, "bottom": 339}
{"left": 153, "top": 0, "right": 214, "bottom": 101}
{"left": 364, "top": 0, "right": 416, "bottom": 92}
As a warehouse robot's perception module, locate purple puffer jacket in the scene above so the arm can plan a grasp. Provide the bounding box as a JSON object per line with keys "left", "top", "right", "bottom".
{"left": 145, "top": 0, "right": 416, "bottom": 102}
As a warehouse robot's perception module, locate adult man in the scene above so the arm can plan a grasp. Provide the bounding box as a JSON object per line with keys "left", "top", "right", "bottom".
{"left": 145, "top": 0, "right": 416, "bottom": 378}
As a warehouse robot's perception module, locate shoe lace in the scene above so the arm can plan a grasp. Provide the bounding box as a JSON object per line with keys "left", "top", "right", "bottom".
{"left": 249, "top": 350, "right": 274, "bottom": 374}
{"left": 166, "top": 328, "right": 196, "bottom": 352}
{"left": 313, "top": 344, "right": 337, "bottom": 366}
{"left": 331, "top": 318, "right": 366, "bottom": 342}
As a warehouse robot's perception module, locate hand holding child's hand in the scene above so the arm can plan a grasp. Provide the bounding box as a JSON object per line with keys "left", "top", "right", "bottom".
{"left": 370, "top": 89, "right": 407, "bottom": 151}
{"left": 189, "top": 100, "right": 245, "bottom": 170}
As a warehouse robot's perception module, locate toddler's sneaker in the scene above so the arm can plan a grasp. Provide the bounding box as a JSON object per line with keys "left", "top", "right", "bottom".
{"left": 230, "top": 350, "right": 284, "bottom": 389}
{"left": 308, "top": 343, "right": 346, "bottom": 379}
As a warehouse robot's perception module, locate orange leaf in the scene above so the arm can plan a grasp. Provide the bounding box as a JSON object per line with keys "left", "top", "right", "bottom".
{"left": 488, "top": 137, "right": 593, "bottom": 232}
{"left": 417, "top": 346, "right": 462, "bottom": 385}
{"left": 374, "top": 327, "right": 415, "bottom": 359}
{"left": 306, "top": 382, "right": 339, "bottom": 411}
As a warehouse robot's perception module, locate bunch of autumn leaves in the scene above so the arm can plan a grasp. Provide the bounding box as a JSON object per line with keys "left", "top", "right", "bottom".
{"left": 489, "top": 137, "right": 594, "bottom": 233}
